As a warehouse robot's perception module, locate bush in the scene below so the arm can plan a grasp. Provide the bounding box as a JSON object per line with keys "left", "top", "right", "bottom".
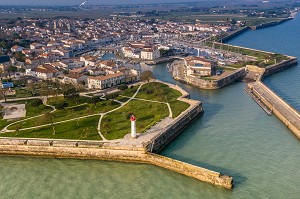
{"left": 118, "top": 84, "right": 128, "bottom": 91}
{"left": 110, "top": 101, "right": 119, "bottom": 105}
{"left": 30, "top": 99, "right": 43, "bottom": 109}
{"left": 56, "top": 101, "right": 69, "bottom": 111}
{"left": 106, "top": 93, "right": 119, "bottom": 100}
{"left": 146, "top": 89, "right": 154, "bottom": 94}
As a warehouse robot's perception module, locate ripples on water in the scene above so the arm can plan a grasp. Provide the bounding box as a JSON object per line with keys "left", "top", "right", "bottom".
{"left": 1, "top": 15, "right": 300, "bottom": 199}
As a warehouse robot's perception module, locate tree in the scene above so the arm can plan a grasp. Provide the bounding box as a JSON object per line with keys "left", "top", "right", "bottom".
{"left": 231, "top": 19, "right": 237, "bottom": 25}
{"left": 30, "top": 99, "right": 43, "bottom": 110}
{"left": 56, "top": 101, "right": 69, "bottom": 111}
{"left": 140, "top": 71, "right": 155, "bottom": 83}
{"left": 27, "top": 82, "right": 37, "bottom": 97}
{"left": 18, "top": 68, "right": 26, "bottom": 73}
{"left": 89, "top": 96, "right": 101, "bottom": 106}
{"left": 14, "top": 52, "right": 26, "bottom": 62}
{"left": 6, "top": 65, "right": 18, "bottom": 77}
{"left": 1, "top": 90, "right": 7, "bottom": 102}
{"left": 117, "top": 84, "right": 128, "bottom": 91}
{"left": 63, "top": 88, "right": 79, "bottom": 104}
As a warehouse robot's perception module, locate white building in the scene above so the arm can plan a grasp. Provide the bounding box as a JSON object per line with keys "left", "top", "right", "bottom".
{"left": 140, "top": 47, "right": 160, "bottom": 60}
{"left": 29, "top": 64, "right": 59, "bottom": 80}
{"left": 87, "top": 72, "right": 125, "bottom": 89}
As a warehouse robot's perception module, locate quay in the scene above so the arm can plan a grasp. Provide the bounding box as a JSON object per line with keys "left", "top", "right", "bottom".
{"left": 248, "top": 81, "right": 300, "bottom": 139}
{"left": 246, "top": 57, "right": 300, "bottom": 139}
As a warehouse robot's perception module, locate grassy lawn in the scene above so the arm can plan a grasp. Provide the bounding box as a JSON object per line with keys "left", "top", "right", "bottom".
{"left": 101, "top": 100, "right": 169, "bottom": 140}
{"left": 120, "top": 85, "right": 139, "bottom": 97}
{"left": 2, "top": 82, "right": 191, "bottom": 141}
{"left": 2, "top": 116, "right": 101, "bottom": 140}
{"left": 8, "top": 99, "right": 119, "bottom": 130}
{"left": 135, "top": 82, "right": 190, "bottom": 118}
{"left": 48, "top": 96, "right": 88, "bottom": 107}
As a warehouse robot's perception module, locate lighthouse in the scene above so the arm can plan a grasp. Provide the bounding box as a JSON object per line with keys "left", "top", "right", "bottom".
{"left": 130, "top": 114, "right": 137, "bottom": 138}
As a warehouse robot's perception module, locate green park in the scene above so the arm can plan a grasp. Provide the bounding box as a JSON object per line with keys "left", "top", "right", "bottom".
{"left": 0, "top": 81, "right": 190, "bottom": 141}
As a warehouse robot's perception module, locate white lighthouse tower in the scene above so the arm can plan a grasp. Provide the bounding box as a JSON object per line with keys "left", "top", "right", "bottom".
{"left": 130, "top": 114, "right": 137, "bottom": 139}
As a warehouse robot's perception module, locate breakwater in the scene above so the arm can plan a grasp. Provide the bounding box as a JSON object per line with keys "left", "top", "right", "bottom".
{"left": 220, "top": 18, "right": 292, "bottom": 42}
{"left": 250, "top": 18, "right": 293, "bottom": 30}
{"left": 264, "top": 57, "right": 298, "bottom": 77}
{"left": 220, "top": 27, "right": 250, "bottom": 43}
{"left": 246, "top": 56, "right": 300, "bottom": 139}
{"left": 0, "top": 137, "right": 233, "bottom": 189}
{"left": 248, "top": 81, "right": 300, "bottom": 139}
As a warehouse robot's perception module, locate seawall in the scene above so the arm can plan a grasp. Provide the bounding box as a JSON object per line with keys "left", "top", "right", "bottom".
{"left": 250, "top": 18, "right": 293, "bottom": 30}
{"left": 145, "top": 101, "right": 203, "bottom": 153}
{"left": 221, "top": 18, "right": 292, "bottom": 43}
{"left": 263, "top": 57, "right": 298, "bottom": 77}
{"left": 220, "top": 27, "right": 250, "bottom": 43}
{"left": 0, "top": 137, "right": 233, "bottom": 189}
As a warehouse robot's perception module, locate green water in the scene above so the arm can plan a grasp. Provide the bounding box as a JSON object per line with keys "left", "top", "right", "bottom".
{"left": 2, "top": 15, "right": 300, "bottom": 199}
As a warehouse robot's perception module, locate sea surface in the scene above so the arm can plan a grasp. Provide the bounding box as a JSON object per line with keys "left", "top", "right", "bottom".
{"left": 1, "top": 15, "right": 300, "bottom": 199}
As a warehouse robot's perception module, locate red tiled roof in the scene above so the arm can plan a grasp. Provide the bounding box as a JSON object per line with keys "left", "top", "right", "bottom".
{"left": 88, "top": 72, "right": 124, "bottom": 81}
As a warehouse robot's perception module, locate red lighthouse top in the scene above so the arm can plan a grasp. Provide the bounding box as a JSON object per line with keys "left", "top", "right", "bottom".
{"left": 130, "top": 114, "right": 136, "bottom": 122}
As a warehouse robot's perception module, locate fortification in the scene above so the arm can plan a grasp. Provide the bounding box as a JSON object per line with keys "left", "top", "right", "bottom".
{"left": 0, "top": 81, "right": 233, "bottom": 189}
{"left": 173, "top": 68, "right": 247, "bottom": 90}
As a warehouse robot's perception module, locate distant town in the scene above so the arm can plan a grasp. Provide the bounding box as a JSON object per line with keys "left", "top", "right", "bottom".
{"left": 1, "top": 0, "right": 300, "bottom": 193}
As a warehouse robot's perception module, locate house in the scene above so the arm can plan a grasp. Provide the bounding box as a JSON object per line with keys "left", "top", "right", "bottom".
{"left": 140, "top": 47, "right": 160, "bottom": 60}
{"left": 87, "top": 72, "right": 125, "bottom": 89}
{"left": 99, "top": 60, "right": 117, "bottom": 69}
{"left": 88, "top": 68, "right": 106, "bottom": 76}
{"left": 30, "top": 42, "right": 44, "bottom": 50}
{"left": 29, "top": 64, "right": 59, "bottom": 80}
{"left": 121, "top": 47, "right": 140, "bottom": 59}
{"left": 11, "top": 45, "right": 24, "bottom": 52}
{"left": 123, "top": 68, "right": 140, "bottom": 82}
{"left": 80, "top": 55, "right": 97, "bottom": 66}
{"left": 64, "top": 73, "right": 87, "bottom": 85}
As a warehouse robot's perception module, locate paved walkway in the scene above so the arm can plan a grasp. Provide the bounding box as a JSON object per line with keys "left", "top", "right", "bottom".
{"left": 97, "top": 83, "right": 145, "bottom": 141}
{"left": 252, "top": 81, "right": 300, "bottom": 131}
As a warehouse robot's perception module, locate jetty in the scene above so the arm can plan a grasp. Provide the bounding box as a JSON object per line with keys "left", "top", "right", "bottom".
{"left": 246, "top": 56, "right": 300, "bottom": 139}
